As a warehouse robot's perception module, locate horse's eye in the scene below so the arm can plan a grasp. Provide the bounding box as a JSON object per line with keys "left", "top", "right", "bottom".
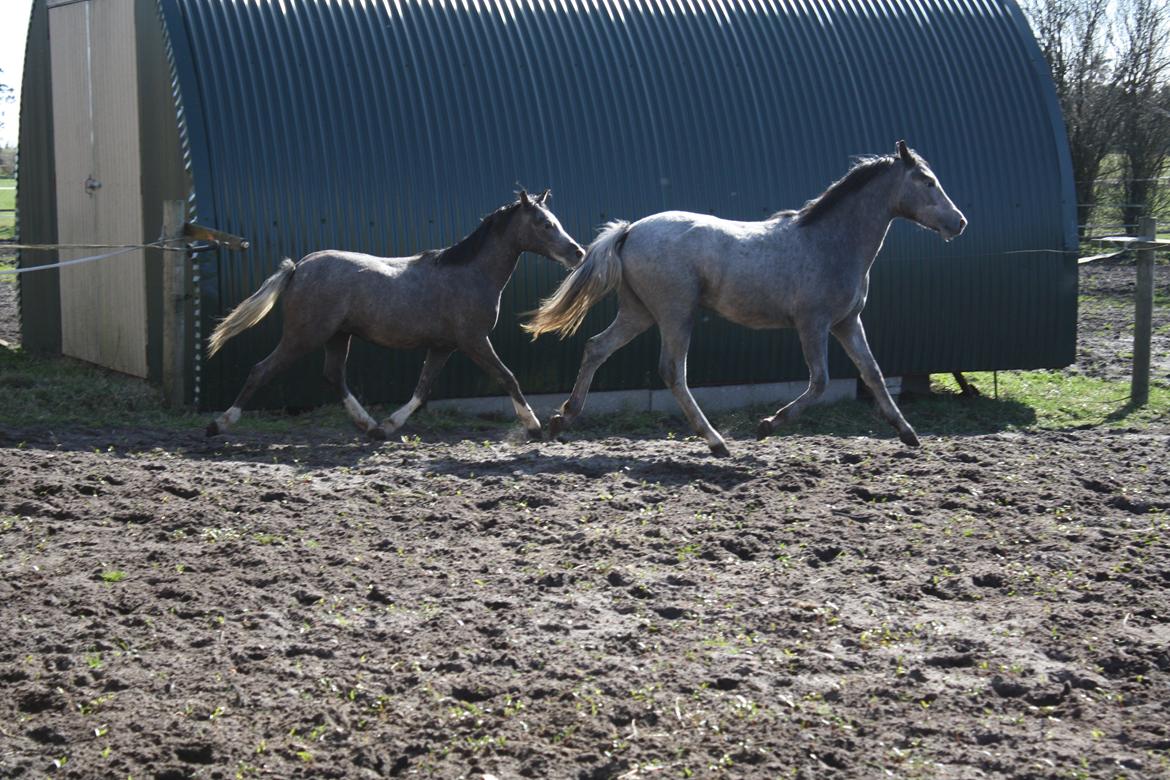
{"left": 925, "top": 180, "right": 937, "bottom": 188}
{"left": 543, "top": 220, "right": 553, "bottom": 229}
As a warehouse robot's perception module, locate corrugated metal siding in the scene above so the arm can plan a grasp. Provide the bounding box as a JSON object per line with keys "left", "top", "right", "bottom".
{"left": 17, "top": 0, "right": 61, "bottom": 354}
{"left": 157, "top": 0, "right": 1076, "bottom": 412}
{"left": 50, "top": 0, "right": 149, "bottom": 377}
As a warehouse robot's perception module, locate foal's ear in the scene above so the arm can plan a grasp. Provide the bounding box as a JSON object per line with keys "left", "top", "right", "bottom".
{"left": 896, "top": 140, "right": 915, "bottom": 166}
{"left": 537, "top": 189, "right": 551, "bottom": 205}
{"left": 518, "top": 189, "right": 531, "bottom": 207}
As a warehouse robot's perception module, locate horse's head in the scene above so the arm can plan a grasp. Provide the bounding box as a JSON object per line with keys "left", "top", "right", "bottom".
{"left": 892, "top": 141, "right": 967, "bottom": 242}
{"left": 513, "top": 189, "right": 586, "bottom": 269}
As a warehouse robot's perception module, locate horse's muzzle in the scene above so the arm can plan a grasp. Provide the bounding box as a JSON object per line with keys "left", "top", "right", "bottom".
{"left": 563, "top": 244, "right": 586, "bottom": 269}
{"left": 940, "top": 213, "right": 967, "bottom": 242}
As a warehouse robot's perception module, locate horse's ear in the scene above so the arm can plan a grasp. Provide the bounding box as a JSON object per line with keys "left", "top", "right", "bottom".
{"left": 537, "top": 189, "right": 551, "bottom": 205}
{"left": 518, "top": 189, "right": 531, "bottom": 207}
{"left": 897, "top": 140, "right": 914, "bottom": 166}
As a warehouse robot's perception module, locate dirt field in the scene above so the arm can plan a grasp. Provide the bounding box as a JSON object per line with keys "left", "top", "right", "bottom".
{"left": 1, "top": 262, "right": 1168, "bottom": 779}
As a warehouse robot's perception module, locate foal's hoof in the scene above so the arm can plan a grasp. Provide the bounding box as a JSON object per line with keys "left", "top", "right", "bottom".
{"left": 205, "top": 421, "right": 221, "bottom": 438}
{"left": 709, "top": 442, "right": 731, "bottom": 458}
{"left": 755, "top": 418, "right": 774, "bottom": 440}
{"left": 899, "top": 428, "right": 921, "bottom": 448}
{"left": 367, "top": 426, "right": 388, "bottom": 442}
{"left": 548, "top": 413, "right": 568, "bottom": 440}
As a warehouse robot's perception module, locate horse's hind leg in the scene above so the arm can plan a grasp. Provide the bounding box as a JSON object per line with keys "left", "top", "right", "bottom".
{"left": 658, "top": 322, "right": 729, "bottom": 457}
{"left": 322, "top": 333, "right": 380, "bottom": 434}
{"left": 757, "top": 322, "right": 829, "bottom": 439}
{"left": 206, "top": 339, "right": 308, "bottom": 436}
{"left": 462, "top": 336, "right": 543, "bottom": 439}
{"left": 831, "top": 315, "right": 919, "bottom": 447}
{"left": 550, "top": 289, "right": 653, "bottom": 438}
{"left": 370, "top": 348, "right": 454, "bottom": 440}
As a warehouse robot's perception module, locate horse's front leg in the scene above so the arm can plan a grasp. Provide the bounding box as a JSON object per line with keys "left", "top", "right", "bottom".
{"left": 831, "top": 315, "right": 919, "bottom": 447}
{"left": 463, "top": 337, "right": 543, "bottom": 440}
{"left": 369, "top": 348, "right": 454, "bottom": 440}
{"left": 757, "top": 322, "right": 830, "bottom": 439}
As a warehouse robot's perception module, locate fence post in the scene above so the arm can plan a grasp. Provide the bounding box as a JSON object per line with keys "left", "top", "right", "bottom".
{"left": 1131, "top": 216, "right": 1155, "bottom": 406}
{"left": 161, "top": 200, "right": 188, "bottom": 408}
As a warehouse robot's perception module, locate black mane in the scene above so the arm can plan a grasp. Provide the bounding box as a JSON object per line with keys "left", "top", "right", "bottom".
{"left": 780, "top": 155, "right": 901, "bottom": 227}
{"left": 429, "top": 202, "right": 520, "bottom": 265}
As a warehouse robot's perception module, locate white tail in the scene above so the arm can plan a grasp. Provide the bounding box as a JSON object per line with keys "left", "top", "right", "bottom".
{"left": 206, "top": 259, "right": 296, "bottom": 358}
{"left": 523, "top": 220, "right": 629, "bottom": 339}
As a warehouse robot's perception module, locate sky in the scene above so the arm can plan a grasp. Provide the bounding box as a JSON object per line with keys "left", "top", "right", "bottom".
{"left": 1, "top": 0, "right": 34, "bottom": 147}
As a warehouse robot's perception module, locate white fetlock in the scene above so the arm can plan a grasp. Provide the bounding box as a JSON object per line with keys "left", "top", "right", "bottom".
{"left": 344, "top": 395, "right": 378, "bottom": 432}
{"left": 384, "top": 395, "right": 423, "bottom": 432}
{"left": 217, "top": 406, "right": 242, "bottom": 431}
{"left": 512, "top": 399, "right": 541, "bottom": 431}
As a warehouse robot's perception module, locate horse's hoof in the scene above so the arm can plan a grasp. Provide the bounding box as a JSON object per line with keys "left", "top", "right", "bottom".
{"left": 205, "top": 421, "right": 221, "bottom": 437}
{"left": 899, "top": 428, "right": 921, "bottom": 448}
{"left": 709, "top": 442, "right": 731, "bottom": 458}
{"left": 755, "top": 418, "right": 773, "bottom": 440}
{"left": 367, "top": 426, "right": 388, "bottom": 442}
{"left": 548, "top": 414, "right": 567, "bottom": 439}
{"left": 526, "top": 426, "right": 544, "bottom": 442}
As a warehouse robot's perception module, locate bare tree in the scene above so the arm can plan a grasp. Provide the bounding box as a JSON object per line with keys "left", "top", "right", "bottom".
{"left": 1114, "top": 0, "right": 1170, "bottom": 233}
{"left": 1023, "top": 0, "right": 1123, "bottom": 236}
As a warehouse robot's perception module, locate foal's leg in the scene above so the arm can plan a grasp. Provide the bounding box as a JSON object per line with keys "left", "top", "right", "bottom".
{"left": 549, "top": 290, "right": 653, "bottom": 438}
{"left": 322, "top": 333, "right": 379, "bottom": 434}
{"left": 369, "top": 348, "right": 454, "bottom": 440}
{"left": 831, "top": 315, "right": 919, "bottom": 447}
{"left": 757, "top": 322, "right": 830, "bottom": 439}
{"left": 658, "top": 321, "right": 729, "bottom": 457}
{"left": 206, "top": 338, "right": 309, "bottom": 436}
{"left": 462, "top": 337, "right": 543, "bottom": 439}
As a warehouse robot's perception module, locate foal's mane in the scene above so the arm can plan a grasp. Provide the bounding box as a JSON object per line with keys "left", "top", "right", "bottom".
{"left": 778, "top": 152, "right": 912, "bottom": 227}
{"left": 427, "top": 201, "right": 521, "bottom": 266}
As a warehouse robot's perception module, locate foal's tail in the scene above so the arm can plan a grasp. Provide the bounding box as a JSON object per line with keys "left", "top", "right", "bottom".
{"left": 524, "top": 220, "right": 630, "bottom": 339}
{"left": 206, "top": 259, "right": 296, "bottom": 358}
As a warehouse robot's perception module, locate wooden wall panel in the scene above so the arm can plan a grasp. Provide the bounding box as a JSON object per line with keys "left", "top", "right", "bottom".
{"left": 50, "top": 0, "right": 147, "bottom": 377}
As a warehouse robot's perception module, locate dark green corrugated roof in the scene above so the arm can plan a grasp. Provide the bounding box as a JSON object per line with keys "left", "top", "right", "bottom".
{"left": 156, "top": 0, "right": 1076, "bottom": 411}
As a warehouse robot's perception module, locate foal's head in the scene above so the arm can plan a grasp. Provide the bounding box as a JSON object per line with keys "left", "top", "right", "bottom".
{"left": 510, "top": 189, "right": 586, "bottom": 269}
{"left": 891, "top": 140, "right": 967, "bottom": 241}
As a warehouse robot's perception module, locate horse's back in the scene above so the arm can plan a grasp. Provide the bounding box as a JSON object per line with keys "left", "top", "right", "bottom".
{"left": 620, "top": 211, "right": 812, "bottom": 329}
{"left": 281, "top": 250, "right": 459, "bottom": 347}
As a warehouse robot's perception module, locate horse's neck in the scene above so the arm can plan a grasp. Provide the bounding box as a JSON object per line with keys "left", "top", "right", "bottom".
{"left": 476, "top": 231, "right": 523, "bottom": 291}
{"left": 813, "top": 175, "right": 898, "bottom": 272}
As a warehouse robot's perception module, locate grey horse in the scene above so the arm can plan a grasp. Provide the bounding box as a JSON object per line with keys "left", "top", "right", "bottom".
{"left": 206, "top": 190, "right": 585, "bottom": 439}
{"left": 525, "top": 142, "right": 967, "bottom": 456}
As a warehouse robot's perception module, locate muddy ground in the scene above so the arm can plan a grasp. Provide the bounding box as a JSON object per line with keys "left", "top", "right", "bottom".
{"left": 0, "top": 262, "right": 1168, "bottom": 779}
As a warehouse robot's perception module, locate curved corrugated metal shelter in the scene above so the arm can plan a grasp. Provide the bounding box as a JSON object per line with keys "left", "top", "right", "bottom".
{"left": 19, "top": 0, "right": 1076, "bottom": 412}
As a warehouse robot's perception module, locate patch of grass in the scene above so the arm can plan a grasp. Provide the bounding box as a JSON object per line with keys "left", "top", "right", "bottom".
{"left": 0, "top": 256, "right": 13, "bottom": 284}
{"left": 715, "top": 370, "right": 1167, "bottom": 440}
{"left": 0, "top": 346, "right": 196, "bottom": 429}
{"left": 0, "top": 344, "right": 515, "bottom": 435}
{"left": 1, "top": 343, "right": 1165, "bottom": 437}
{"left": 953, "top": 370, "right": 1170, "bottom": 430}
{"left": 0, "top": 177, "right": 13, "bottom": 242}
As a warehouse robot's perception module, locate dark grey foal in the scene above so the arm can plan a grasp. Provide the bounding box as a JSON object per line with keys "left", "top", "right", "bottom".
{"left": 206, "top": 190, "right": 584, "bottom": 439}
{"left": 526, "top": 142, "right": 966, "bottom": 456}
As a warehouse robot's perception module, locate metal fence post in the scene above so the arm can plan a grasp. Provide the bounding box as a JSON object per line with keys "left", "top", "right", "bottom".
{"left": 1132, "top": 216, "right": 1155, "bottom": 406}
{"left": 161, "top": 200, "right": 188, "bottom": 408}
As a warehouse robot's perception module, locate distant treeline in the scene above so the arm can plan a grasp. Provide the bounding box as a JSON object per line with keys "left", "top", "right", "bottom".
{"left": 1023, "top": 0, "right": 1170, "bottom": 236}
